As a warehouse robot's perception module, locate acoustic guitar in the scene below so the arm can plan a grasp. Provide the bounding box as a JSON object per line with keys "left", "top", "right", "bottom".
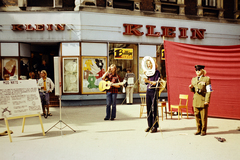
{"left": 99, "top": 80, "right": 124, "bottom": 92}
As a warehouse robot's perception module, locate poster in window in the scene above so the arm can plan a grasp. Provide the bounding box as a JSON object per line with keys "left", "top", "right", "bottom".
{"left": 161, "top": 49, "right": 165, "bottom": 60}
{"left": 63, "top": 58, "right": 79, "bottom": 93}
{"left": 138, "top": 57, "right": 156, "bottom": 92}
{"left": 114, "top": 48, "right": 133, "bottom": 60}
{"left": 82, "top": 56, "right": 107, "bottom": 94}
{"left": 2, "top": 58, "right": 18, "bottom": 80}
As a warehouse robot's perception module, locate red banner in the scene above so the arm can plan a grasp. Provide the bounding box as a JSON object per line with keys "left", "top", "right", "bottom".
{"left": 164, "top": 40, "right": 240, "bottom": 119}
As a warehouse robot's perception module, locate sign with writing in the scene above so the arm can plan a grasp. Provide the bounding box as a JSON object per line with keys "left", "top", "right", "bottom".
{"left": 0, "top": 80, "right": 42, "bottom": 118}
{"left": 114, "top": 48, "right": 133, "bottom": 60}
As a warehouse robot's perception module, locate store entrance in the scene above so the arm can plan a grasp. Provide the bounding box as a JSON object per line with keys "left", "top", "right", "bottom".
{"left": 28, "top": 43, "right": 59, "bottom": 82}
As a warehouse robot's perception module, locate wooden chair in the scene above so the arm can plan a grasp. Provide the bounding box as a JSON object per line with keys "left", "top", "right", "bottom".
{"left": 170, "top": 94, "right": 189, "bottom": 120}
{"left": 157, "top": 79, "right": 167, "bottom": 121}
{"left": 139, "top": 94, "right": 147, "bottom": 118}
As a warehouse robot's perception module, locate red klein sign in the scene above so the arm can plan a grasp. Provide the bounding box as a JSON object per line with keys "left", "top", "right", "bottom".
{"left": 123, "top": 23, "right": 206, "bottom": 39}
{"left": 12, "top": 24, "right": 65, "bottom": 31}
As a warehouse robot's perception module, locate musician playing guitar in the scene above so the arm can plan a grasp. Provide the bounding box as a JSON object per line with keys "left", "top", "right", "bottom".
{"left": 102, "top": 64, "right": 120, "bottom": 121}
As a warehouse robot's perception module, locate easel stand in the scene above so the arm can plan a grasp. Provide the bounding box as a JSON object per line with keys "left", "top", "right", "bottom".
{"left": 4, "top": 113, "right": 45, "bottom": 142}
{"left": 45, "top": 95, "right": 76, "bottom": 135}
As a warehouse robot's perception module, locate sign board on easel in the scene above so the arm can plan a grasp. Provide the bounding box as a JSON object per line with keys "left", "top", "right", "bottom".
{"left": 0, "top": 80, "right": 45, "bottom": 142}
{"left": 0, "top": 80, "right": 42, "bottom": 118}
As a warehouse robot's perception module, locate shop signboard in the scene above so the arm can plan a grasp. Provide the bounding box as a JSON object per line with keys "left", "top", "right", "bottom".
{"left": 114, "top": 48, "right": 133, "bottom": 60}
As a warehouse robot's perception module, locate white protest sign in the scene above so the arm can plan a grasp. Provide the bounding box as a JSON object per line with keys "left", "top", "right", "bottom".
{"left": 0, "top": 80, "right": 42, "bottom": 118}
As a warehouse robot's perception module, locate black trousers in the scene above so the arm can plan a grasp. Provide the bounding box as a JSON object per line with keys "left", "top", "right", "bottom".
{"left": 146, "top": 90, "right": 158, "bottom": 128}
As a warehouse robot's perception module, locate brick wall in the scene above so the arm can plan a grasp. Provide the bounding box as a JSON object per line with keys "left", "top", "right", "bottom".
{"left": 185, "top": 0, "right": 197, "bottom": 15}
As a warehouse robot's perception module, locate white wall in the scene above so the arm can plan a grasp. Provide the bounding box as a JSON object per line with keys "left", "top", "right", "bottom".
{"left": 80, "top": 11, "right": 240, "bottom": 46}
{"left": 1, "top": 43, "right": 19, "bottom": 56}
{"left": 0, "top": 12, "right": 81, "bottom": 42}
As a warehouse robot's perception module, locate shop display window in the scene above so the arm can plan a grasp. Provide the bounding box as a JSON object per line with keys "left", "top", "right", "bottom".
{"left": 109, "top": 43, "right": 138, "bottom": 93}
{"left": 20, "top": 58, "right": 29, "bottom": 80}
{"left": 81, "top": 56, "right": 107, "bottom": 94}
{"left": 2, "top": 58, "right": 18, "bottom": 80}
{"left": 63, "top": 57, "right": 79, "bottom": 93}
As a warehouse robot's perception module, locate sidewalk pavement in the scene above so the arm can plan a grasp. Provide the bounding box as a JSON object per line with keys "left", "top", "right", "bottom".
{"left": 0, "top": 104, "right": 240, "bottom": 160}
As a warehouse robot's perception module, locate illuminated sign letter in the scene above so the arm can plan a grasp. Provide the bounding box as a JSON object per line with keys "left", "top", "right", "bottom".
{"left": 190, "top": 28, "right": 206, "bottom": 39}
{"left": 35, "top": 24, "right": 45, "bottom": 31}
{"left": 123, "top": 24, "right": 144, "bottom": 36}
{"left": 179, "top": 27, "right": 188, "bottom": 38}
{"left": 47, "top": 24, "right": 53, "bottom": 31}
{"left": 12, "top": 24, "right": 24, "bottom": 31}
{"left": 146, "top": 25, "right": 160, "bottom": 37}
{"left": 161, "top": 26, "right": 176, "bottom": 38}
{"left": 55, "top": 24, "right": 65, "bottom": 31}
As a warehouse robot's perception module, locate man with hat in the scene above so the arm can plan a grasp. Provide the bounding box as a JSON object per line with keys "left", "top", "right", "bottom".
{"left": 189, "top": 65, "right": 212, "bottom": 136}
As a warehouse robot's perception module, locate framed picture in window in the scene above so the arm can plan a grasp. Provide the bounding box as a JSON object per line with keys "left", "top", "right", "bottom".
{"left": 82, "top": 56, "right": 107, "bottom": 94}
{"left": 2, "top": 58, "right": 18, "bottom": 80}
{"left": 63, "top": 57, "right": 79, "bottom": 93}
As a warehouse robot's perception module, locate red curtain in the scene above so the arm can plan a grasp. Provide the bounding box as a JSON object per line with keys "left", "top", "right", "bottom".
{"left": 164, "top": 40, "right": 240, "bottom": 119}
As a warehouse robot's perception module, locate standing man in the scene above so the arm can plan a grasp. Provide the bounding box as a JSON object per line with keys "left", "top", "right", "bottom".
{"left": 102, "top": 64, "right": 120, "bottom": 121}
{"left": 144, "top": 60, "right": 161, "bottom": 133}
{"left": 189, "top": 65, "right": 212, "bottom": 136}
{"left": 38, "top": 70, "right": 55, "bottom": 118}
{"left": 124, "top": 68, "right": 135, "bottom": 104}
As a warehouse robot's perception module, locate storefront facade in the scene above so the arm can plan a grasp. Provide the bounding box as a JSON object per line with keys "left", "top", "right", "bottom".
{"left": 0, "top": 11, "right": 240, "bottom": 106}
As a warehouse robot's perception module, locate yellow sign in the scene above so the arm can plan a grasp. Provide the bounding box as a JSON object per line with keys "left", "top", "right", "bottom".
{"left": 114, "top": 48, "right": 133, "bottom": 60}
{"left": 161, "top": 49, "right": 165, "bottom": 60}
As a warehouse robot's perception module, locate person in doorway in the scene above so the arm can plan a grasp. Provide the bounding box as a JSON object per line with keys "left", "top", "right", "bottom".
{"left": 189, "top": 65, "right": 212, "bottom": 136}
{"left": 38, "top": 60, "right": 50, "bottom": 77}
{"left": 37, "top": 70, "right": 55, "bottom": 118}
{"left": 124, "top": 68, "right": 135, "bottom": 104}
{"left": 102, "top": 64, "right": 120, "bottom": 121}
{"left": 144, "top": 60, "right": 161, "bottom": 133}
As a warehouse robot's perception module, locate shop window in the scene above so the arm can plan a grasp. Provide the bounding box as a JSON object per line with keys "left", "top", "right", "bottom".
{"left": 202, "top": 0, "right": 216, "bottom": 7}
{"left": 27, "top": 0, "right": 62, "bottom": 7}
{"left": 160, "top": 0, "right": 177, "bottom": 4}
{"left": 63, "top": 58, "right": 79, "bottom": 93}
{"left": 109, "top": 43, "right": 138, "bottom": 93}
{"left": 238, "top": 0, "right": 240, "bottom": 10}
{"left": 113, "top": 0, "right": 134, "bottom": 10}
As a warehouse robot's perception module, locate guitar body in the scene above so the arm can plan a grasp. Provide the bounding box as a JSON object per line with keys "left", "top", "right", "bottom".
{"left": 99, "top": 80, "right": 112, "bottom": 92}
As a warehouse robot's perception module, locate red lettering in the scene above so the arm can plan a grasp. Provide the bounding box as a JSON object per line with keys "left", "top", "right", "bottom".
{"left": 25, "top": 24, "right": 35, "bottom": 31}
{"left": 47, "top": 24, "right": 53, "bottom": 31}
{"left": 12, "top": 24, "right": 24, "bottom": 31}
{"left": 146, "top": 25, "right": 160, "bottom": 37}
{"left": 179, "top": 27, "right": 188, "bottom": 38}
{"left": 55, "top": 24, "right": 65, "bottom": 31}
{"left": 35, "top": 24, "right": 45, "bottom": 31}
{"left": 161, "top": 26, "right": 176, "bottom": 38}
{"left": 123, "top": 24, "right": 144, "bottom": 36}
{"left": 190, "top": 28, "right": 206, "bottom": 39}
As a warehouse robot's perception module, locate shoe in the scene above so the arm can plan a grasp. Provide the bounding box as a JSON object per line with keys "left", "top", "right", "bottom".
{"left": 47, "top": 113, "right": 52, "bottom": 116}
{"left": 201, "top": 132, "right": 206, "bottom": 136}
{"left": 104, "top": 117, "right": 109, "bottom": 120}
{"left": 150, "top": 127, "right": 157, "bottom": 133}
{"left": 194, "top": 132, "right": 201, "bottom": 135}
{"left": 110, "top": 118, "right": 114, "bottom": 121}
{"left": 145, "top": 127, "right": 151, "bottom": 132}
